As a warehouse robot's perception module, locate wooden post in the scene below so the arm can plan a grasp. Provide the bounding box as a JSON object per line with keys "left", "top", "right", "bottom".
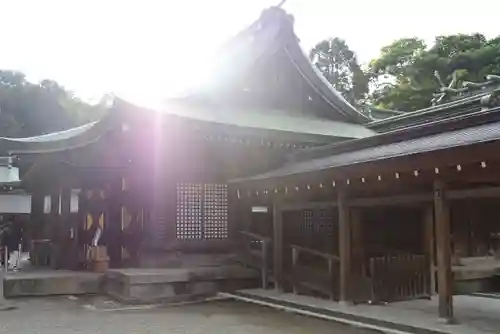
{"left": 108, "top": 177, "right": 124, "bottom": 268}
{"left": 261, "top": 239, "right": 269, "bottom": 289}
{"left": 60, "top": 188, "right": 73, "bottom": 269}
{"left": 49, "top": 192, "right": 61, "bottom": 269}
{"left": 338, "top": 189, "right": 351, "bottom": 303}
{"left": 292, "top": 246, "right": 298, "bottom": 294}
{"left": 424, "top": 205, "right": 436, "bottom": 296}
{"left": 350, "top": 208, "right": 363, "bottom": 275}
{"left": 433, "top": 181, "right": 454, "bottom": 322}
{"left": 273, "top": 203, "right": 283, "bottom": 292}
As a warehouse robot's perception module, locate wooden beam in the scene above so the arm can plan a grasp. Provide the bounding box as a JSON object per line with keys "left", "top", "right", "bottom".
{"left": 448, "top": 186, "right": 500, "bottom": 200}
{"left": 433, "top": 181, "right": 454, "bottom": 322}
{"left": 351, "top": 193, "right": 432, "bottom": 207}
{"left": 423, "top": 205, "right": 436, "bottom": 296}
{"left": 279, "top": 185, "right": 500, "bottom": 212}
{"left": 281, "top": 201, "right": 337, "bottom": 211}
{"left": 338, "top": 189, "right": 351, "bottom": 302}
{"left": 273, "top": 203, "right": 284, "bottom": 292}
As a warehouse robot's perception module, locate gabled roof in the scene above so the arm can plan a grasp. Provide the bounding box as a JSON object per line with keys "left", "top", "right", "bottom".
{"left": 0, "top": 6, "right": 376, "bottom": 156}
{"left": 167, "top": 6, "right": 370, "bottom": 125}
{"left": 231, "top": 106, "right": 500, "bottom": 184}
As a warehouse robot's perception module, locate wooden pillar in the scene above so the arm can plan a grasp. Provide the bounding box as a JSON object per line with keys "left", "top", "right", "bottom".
{"left": 350, "top": 208, "right": 364, "bottom": 275}
{"left": 60, "top": 188, "right": 73, "bottom": 269}
{"left": 424, "top": 205, "right": 436, "bottom": 296}
{"left": 433, "top": 181, "right": 454, "bottom": 322}
{"left": 108, "top": 177, "right": 123, "bottom": 268}
{"left": 338, "top": 189, "right": 351, "bottom": 302}
{"left": 30, "top": 192, "right": 44, "bottom": 240}
{"left": 49, "top": 191, "right": 61, "bottom": 269}
{"left": 272, "top": 202, "right": 283, "bottom": 292}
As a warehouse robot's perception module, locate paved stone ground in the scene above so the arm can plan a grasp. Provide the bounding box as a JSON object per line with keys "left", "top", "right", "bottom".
{"left": 0, "top": 297, "right": 381, "bottom": 334}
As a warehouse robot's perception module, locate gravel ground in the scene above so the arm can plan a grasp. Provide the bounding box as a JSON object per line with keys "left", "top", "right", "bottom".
{"left": 0, "top": 296, "right": 382, "bottom": 333}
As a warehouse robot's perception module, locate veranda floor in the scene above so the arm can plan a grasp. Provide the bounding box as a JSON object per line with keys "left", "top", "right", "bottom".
{"left": 231, "top": 288, "right": 500, "bottom": 334}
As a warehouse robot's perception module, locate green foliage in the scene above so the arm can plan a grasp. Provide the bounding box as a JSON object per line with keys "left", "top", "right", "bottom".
{"left": 370, "top": 38, "right": 427, "bottom": 79}
{"left": 368, "top": 34, "right": 500, "bottom": 111}
{"left": 310, "top": 37, "right": 368, "bottom": 104}
{"left": 0, "top": 70, "right": 106, "bottom": 137}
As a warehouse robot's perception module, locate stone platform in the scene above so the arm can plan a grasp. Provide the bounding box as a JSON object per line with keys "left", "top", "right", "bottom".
{"left": 453, "top": 256, "right": 500, "bottom": 294}
{"left": 2, "top": 263, "right": 260, "bottom": 303}
{"left": 105, "top": 265, "right": 259, "bottom": 304}
{"left": 2, "top": 270, "right": 104, "bottom": 298}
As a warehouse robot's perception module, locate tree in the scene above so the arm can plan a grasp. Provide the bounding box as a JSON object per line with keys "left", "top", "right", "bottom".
{"left": 310, "top": 37, "right": 368, "bottom": 105}
{"left": 0, "top": 70, "right": 106, "bottom": 138}
{"left": 368, "top": 34, "right": 500, "bottom": 111}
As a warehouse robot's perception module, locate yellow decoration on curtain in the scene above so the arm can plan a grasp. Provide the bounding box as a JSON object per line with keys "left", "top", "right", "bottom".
{"left": 98, "top": 213, "right": 105, "bottom": 229}
{"left": 85, "top": 214, "right": 93, "bottom": 230}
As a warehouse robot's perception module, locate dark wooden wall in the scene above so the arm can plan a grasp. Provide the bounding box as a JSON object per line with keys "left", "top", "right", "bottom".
{"left": 451, "top": 199, "right": 500, "bottom": 258}
{"left": 360, "top": 206, "right": 425, "bottom": 257}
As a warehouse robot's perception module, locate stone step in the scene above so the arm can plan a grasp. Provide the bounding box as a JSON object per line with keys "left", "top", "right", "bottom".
{"left": 104, "top": 265, "right": 260, "bottom": 305}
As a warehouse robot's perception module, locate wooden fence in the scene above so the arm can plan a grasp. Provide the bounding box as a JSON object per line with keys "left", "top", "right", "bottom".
{"left": 368, "top": 254, "right": 430, "bottom": 303}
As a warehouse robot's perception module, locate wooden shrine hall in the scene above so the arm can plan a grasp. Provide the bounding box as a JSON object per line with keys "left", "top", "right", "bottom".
{"left": 2, "top": 4, "right": 500, "bottom": 322}
{"left": 232, "top": 92, "right": 500, "bottom": 321}
{"left": 0, "top": 6, "right": 372, "bottom": 271}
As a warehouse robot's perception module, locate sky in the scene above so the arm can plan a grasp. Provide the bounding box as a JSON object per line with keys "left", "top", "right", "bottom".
{"left": 1, "top": 0, "right": 500, "bottom": 108}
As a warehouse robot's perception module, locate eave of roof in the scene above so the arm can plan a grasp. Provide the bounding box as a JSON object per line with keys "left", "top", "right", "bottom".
{"left": 0, "top": 108, "right": 115, "bottom": 155}
{"left": 231, "top": 106, "right": 500, "bottom": 184}
{"left": 162, "top": 101, "right": 375, "bottom": 140}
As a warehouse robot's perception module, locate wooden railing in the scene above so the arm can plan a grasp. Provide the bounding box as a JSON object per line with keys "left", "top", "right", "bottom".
{"left": 240, "top": 231, "right": 272, "bottom": 288}
{"left": 291, "top": 245, "right": 340, "bottom": 300}
{"left": 369, "top": 254, "right": 430, "bottom": 303}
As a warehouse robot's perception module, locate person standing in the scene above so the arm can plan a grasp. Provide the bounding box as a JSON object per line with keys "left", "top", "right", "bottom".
{"left": 8, "top": 223, "right": 22, "bottom": 271}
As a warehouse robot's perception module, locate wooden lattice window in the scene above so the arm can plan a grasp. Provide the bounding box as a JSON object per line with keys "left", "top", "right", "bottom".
{"left": 203, "top": 184, "right": 228, "bottom": 239}
{"left": 176, "top": 184, "right": 203, "bottom": 240}
{"left": 176, "top": 183, "right": 228, "bottom": 240}
{"left": 302, "top": 209, "right": 334, "bottom": 234}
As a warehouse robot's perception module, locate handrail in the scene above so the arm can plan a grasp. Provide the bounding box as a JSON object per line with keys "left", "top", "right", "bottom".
{"left": 240, "top": 230, "right": 272, "bottom": 243}
{"left": 290, "top": 245, "right": 339, "bottom": 262}
{"left": 291, "top": 245, "right": 339, "bottom": 300}
{"left": 239, "top": 230, "right": 271, "bottom": 289}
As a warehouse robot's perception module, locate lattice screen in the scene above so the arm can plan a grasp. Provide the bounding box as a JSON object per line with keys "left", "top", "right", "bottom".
{"left": 176, "top": 184, "right": 203, "bottom": 240}
{"left": 302, "top": 209, "right": 334, "bottom": 234}
{"left": 176, "top": 183, "right": 228, "bottom": 240}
